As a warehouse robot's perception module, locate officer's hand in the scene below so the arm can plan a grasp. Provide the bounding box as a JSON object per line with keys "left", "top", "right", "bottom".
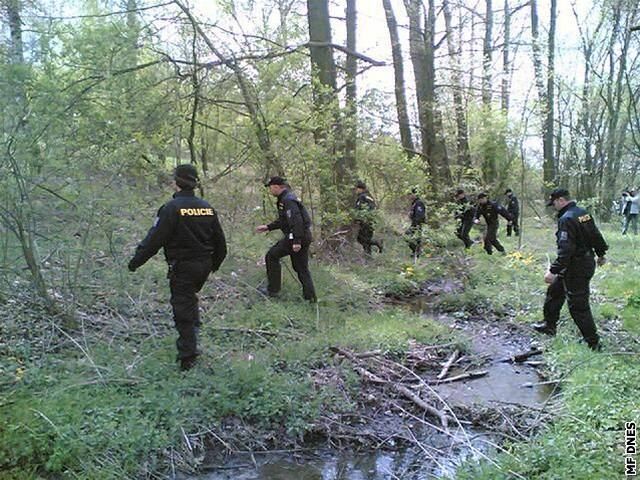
{"left": 507, "top": 221, "right": 512, "bottom": 226}
{"left": 256, "top": 225, "right": 269, "bottom": 233}
{"left": 544, "top": 271, "right": 556, "bottom": 284}
{"left": 473, "top": 219, "right": 480, "bottom": 224}
{"left": 292, "top": 243, "right": 302, "bottom": 253}
{"left": 597, "top": 256, "right": 607, "bottom": 267}
{"left": 127, "top": 261, "right": 137, "bottom": 272}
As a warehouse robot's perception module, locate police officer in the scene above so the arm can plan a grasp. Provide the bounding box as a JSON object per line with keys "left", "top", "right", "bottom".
{"left": 473, "top": 192, "right": 512, "bottom": 255}
{"left": 354, "top": 180, "right": 383, "bottom": 255}
{"left": 533, "top": 189, "right": 608, "bottom": 350}
{"left": 504, "top": 188, "right": 520, "bottom": 236}
{"left": 406, "top": 188, "right": 426, "bottom": 257}
{"left": 256, "top": 177, "right": 317, "bottom": 302}
{"left": 128, "top": 164, "right": 227, "bottom": 370}
{"left": 454, "top": 189, "right": 475, "bottom": 249}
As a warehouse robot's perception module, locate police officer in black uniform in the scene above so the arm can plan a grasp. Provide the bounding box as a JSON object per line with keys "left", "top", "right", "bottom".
{"left": 474, "top": 192, "right": 512, "bottom": 255}
{"left": 454, "top": 189, "right": 475, "bottom": 249}
{"left": 504, "top": 188, "right": 520, "bottom": 236}
{"left": 406, "top": 188, "right": 426, "bottom": 257}
{"left": 128, "top": 164, "right": 227, "bottom": 370}
{"left": 256, "top": 177, "right": 317, "bottom": 302}
{"left": 354, "top": 180, "right": 383, "bottom": 255}
{"left": 533, "top": 189, "right": 608, "bottom": 350}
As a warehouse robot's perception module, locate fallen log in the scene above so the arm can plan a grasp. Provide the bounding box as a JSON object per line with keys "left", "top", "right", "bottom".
{"left": 435, "top": 370, "right": 488, "bottom": 384}
{"left": 500, "top": 348, "right": 543, "bottom": 363}
{"left": 437, "top": 349, "right": 460, "bottom": 380}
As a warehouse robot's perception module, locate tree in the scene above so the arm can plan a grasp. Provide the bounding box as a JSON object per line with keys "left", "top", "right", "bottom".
{"left": 381, "top": 0, "right": 415, "bottom": 158}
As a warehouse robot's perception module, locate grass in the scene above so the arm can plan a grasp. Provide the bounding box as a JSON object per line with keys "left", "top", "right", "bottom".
{"left": 0, "top": 197, "right": 453, "bottom": 479}
{"left": 1, "top": 186, "right": 639, "bottom": 479}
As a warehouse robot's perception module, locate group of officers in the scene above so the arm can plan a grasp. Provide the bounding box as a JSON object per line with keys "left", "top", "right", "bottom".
{"left": 128, "top": 165, "right": 607, "bottom": 370}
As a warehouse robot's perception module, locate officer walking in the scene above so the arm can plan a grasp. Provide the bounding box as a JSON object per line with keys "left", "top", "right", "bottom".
{"left": 406, "top": 188, "right": 426, "bottom": 257}
{"left": 255, "top": 177, "right": 317, "bottom": 302}
{"left": 533, "top": 189, "right": 608, "bottom": 351}
{"left": 128, "top": 164, "right": 227, "bottom": 370}
{"left": 354, "top": 181, "right": 383, "bottom": 255}
{"left": 473, "top": 192, "right": 512, "bottom": 255}
{"left": 504, "top": 188, "right": 520, "bottom": 236}
{"left": 454, "top": 189, "right": 475, "bottom": 249}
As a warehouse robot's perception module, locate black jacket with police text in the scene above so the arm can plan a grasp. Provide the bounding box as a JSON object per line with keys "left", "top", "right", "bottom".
{"left": 267, "top": 189, "right": 312, "bottom": 243}
{"left": 474, "top": 200, "right": 512, "bottom": 226}
{"left": 549, "top": 201, "right": 608, "bottom": 275}
{"left": 410, "top": 198, "right": 426, "bottom": 226}
{"left": 129, "top": 190, "right": 227, "bottom": 271}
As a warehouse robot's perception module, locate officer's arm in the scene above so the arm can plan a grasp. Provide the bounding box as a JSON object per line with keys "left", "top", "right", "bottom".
{"left": 129, "top": 204, "right": 177, "bottom": 271}
{"left": 209, "top": 212, "right": 227, "bottom": 272}
{"left": 284, "top": 198, "right": 305, "bottom": 243}
{"left": 266, "top": 217, "right": 282, "bottom": 231}
{"left": 473, "top": 206, "right": 480, "bottom": 220}
{"left": 497, "top": 204, "right": 513, "bottom": 221}
{"left": 588, "top": 221, "right": 609, "bottom": 258}
{"left": 549, "top": 218, "right": 576, "bottom": 274}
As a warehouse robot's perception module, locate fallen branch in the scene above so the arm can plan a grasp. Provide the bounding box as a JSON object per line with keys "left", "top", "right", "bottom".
{"left": 437, "top": 349, "right": 460, "bottom": 380}
{"left": 332, "top": 347, "right": 449, "bottom": 429}
{"left": 436, "top": 370, "right": 489, "bottom": 384}
{"left": 500, "top": 348, "right": 543, "bottom": 363}
{"left": 209, "top": 326, "right": 299, "bottom": 338}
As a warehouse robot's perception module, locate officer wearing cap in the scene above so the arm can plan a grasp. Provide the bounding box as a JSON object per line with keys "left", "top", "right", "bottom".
{"left": 454, "top": 189, "right": 475, "bottom": 249}
{"left": 354, "top": 180, "right": 383, "bottom": 255}
{"left": 128, "top": 164, "right": 227, "bottom": 370}
{"left": 533, "top": 188, "right": 608, "bottom": 350}
{"left": 504, "top": 188, "right": 520, "bottom": 236}
{"left": 406, "top": 188, "right": 426, "bottom": 257}
{"left": 255, "top": 177, "right": 316, "bottom": 302}
{"left": 473, "top": 192, "right": 512, "bottom": 255}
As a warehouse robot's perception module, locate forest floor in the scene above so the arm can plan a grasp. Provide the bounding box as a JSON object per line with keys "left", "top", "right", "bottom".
{"left": 1, "top": 200, "right": 639, "bottom": 479}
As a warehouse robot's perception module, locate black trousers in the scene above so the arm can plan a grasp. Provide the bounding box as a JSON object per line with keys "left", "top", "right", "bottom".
{"left": 266, "top": 236, "right": 316, "bottom": 300}
{"left": 405, "top": 224, "right": 423, "bottom": 256}
{"left": 506, "top": 214, "right": 520, "bottom": 236}
{"left": 169, "top": 257, "right": 212, "bottom": 359}
{"left": 543, "top": 256, "right": 599, "bottom": 347}
{"left": 483, "top": 223, "right": 505, "bottom": 254}
{"left": 356, "top": 222, "right": 381, "bottom": 254}
{"left": 456, "top": 220, "right": 473, "bottom": 248}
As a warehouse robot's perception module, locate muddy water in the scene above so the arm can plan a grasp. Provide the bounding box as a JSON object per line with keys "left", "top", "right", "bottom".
{"left": 190, "top": 295, "right": 555, "bottom": 480}
{"left": 190, "top": 427, "right": 493, "bottom": 480}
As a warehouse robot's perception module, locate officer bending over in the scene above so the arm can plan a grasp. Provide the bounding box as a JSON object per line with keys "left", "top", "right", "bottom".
{"left": 256, "top": 177, "right": 317, "bottom": 302}
{"left": 354, "top": 181, "right": 383, "bottom": 255}
{"left": 474, "top": 192, "right": 512, "bottom": 255}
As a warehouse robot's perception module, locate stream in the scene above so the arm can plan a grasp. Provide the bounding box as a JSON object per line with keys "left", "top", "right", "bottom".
{"left": 187, "top": 294, "right": 555, "bottom": 479}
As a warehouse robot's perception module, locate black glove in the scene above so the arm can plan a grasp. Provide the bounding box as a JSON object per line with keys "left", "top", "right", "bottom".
{"left": 127, "top": 260, "right": 137, "bottom": 272}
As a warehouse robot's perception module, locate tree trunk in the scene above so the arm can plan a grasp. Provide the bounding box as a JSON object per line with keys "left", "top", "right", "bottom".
{"left": 531, "top": 0, "right": 555, "bottom": 190}
{"left": 403, "top": 0, "right": 450, "bottom": 191}
{"left": 443, "top": 0, "right": 470, "bottom": 169}
{"left": 544, "top": 0, "right": 557, "bottom": 188}
{"left": 381, "top": 0, "right": 415, "bottom": 158}
{"left": 307, "top": 0, "right": 344, "bottom": 231}
{"left": 482, "top": 0, "right": 493, "bottom": 107}
{"left": 344, "top": 0, "right": 357, "bottom": 174}
{"left": 501, "top": 0, "right": 511, "bottom": 113}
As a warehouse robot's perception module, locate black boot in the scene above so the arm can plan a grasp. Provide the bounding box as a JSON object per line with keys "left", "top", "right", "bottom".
{"left": 257, "top": 286, "right": 279, "bottom": 298}
{"left": 532, "top": 322, "right": 556, "bottom": 336}
{"left": 179, "top": 355, "right": 199, "bottom": 371}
